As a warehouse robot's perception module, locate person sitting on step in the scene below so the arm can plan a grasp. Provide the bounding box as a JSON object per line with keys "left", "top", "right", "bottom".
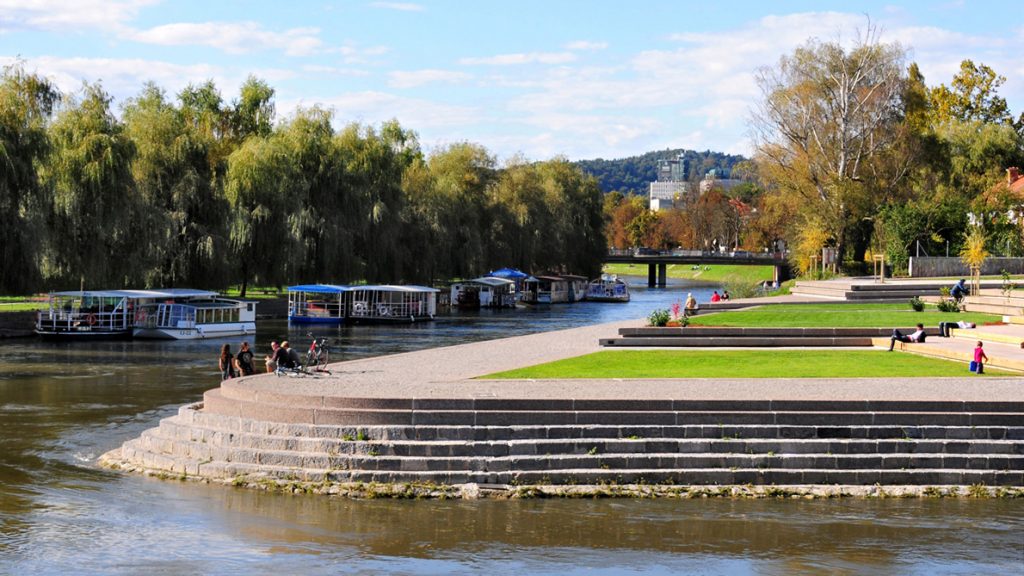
{"left": 889, "top": 323, "right": 926, "bottom": 351}
{"left": 950, "top": 279, "right": 968, "bottom": 303}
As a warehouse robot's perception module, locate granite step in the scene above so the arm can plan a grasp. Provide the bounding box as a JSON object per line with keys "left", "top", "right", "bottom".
{"left": 177, "top": 409, "right": 1024, "bottom": 442}
{"left": 599, "top": 336, "right": 874, "bottom": 347}
{"left": 129, "top": 432, "right": 1024, "bottom": 476}
{"left": 153, "top": 457, "right": 1024, "bottom": 487}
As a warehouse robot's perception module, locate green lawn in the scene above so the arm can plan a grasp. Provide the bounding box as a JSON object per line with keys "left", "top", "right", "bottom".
{"left": 482, "top": 350, "right": 1011, "bottom": 379}
{"left": 603, "top": 263, "right": 774, "bottom": 284}
{"left": 687, "top": 302, "right": 1000, "bottom": 328}
{"left": 0, "top": 296, "right": 47, "bottom": 312}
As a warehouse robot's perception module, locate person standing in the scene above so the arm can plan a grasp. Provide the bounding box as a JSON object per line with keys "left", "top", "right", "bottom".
{"left": 974, "top": 341, "right": 988, "bottom": 374}
{"left": 234, "top": 341, "right": 255, "bottom": 376}
{"left": 218, "top": 344, "right": 236, "bottom": 380}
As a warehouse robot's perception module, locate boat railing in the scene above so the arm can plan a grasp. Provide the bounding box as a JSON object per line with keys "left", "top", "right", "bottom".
{"left": 290, "top": 300, "right": 344, "bottom": 319}
{"left": 349, "top": 300, "right": 428, "bottom": 319}
{"left": 37, "top": 309, "right": 130, "bottom": 332}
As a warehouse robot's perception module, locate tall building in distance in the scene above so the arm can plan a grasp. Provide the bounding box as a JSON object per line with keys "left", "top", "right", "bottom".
{"left": 649, "top": 154, "right": 690, "bottom": 211}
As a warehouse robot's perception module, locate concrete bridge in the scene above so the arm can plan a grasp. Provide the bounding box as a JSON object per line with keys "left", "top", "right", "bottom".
{"left": 604, "top": 249, "right": 791, "bottom": 287}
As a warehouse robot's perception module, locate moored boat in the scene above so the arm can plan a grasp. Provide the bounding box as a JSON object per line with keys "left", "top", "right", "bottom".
{"left": 132, "top": 290, "right": 256, "bottom": 340}
{"left": 36, "top": 290, "right": 146, "bottom": 339}
{"left": 450, "top": 277, "right": 517, "bottom": 309}
{"left": 521, "top": 275, "right": 569, "bottom": 304}
{"left": 287, "top": 284, "right": 347, "bottom": 324}
{"left": 586, "top": 274, "right": 630, "bottom": 302}
{"left": 345, "top": 285, "right": 438, "bottom": 323}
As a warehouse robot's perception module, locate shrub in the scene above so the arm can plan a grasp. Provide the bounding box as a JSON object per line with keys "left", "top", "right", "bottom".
{"left": 648, "top": 309, "right": 670, "bottom": 327}
{"left": 936, "top": 299, "right": 960, "bottom": 313}
{"left": 909, "top": 297, "right": 924, "bottom": 312}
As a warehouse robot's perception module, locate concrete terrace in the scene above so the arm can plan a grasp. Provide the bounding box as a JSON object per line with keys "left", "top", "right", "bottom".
{"left": 104, "top": 286, "right": 1024, "bottom": 494}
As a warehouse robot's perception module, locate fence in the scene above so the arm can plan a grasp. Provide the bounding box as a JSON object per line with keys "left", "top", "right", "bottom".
{"left": 908, "top": 257, "right": 1024, "bottom": 277}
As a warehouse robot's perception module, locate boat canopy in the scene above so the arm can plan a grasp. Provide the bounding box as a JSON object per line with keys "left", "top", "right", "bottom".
{"left": 466, "top": 277, "right": 515, "bottom": 288}
{"left": 48, "top": 288, "right": 219, "bottom": 299}
{"left": 489, "top": 267, "right": 529, "bottom": 279}
{"left": 352, "top": 285, "right": 439, "bottom": 293}
{"left": 288, "top": 284, "right": 350, "bottom": 293}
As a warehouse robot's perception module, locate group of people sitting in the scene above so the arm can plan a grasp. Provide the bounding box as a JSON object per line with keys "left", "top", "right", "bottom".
{"left": 264, "top": 341, "right": 302, "bottom": 373}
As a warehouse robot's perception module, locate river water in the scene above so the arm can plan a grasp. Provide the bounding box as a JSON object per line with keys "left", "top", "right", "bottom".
{"left": 1, "top": 279, "right": 1021, "bottom": 575}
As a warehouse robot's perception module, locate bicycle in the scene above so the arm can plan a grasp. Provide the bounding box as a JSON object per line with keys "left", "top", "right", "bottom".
{"left": 305, "top": 333, "right": 332, "bottom": 373}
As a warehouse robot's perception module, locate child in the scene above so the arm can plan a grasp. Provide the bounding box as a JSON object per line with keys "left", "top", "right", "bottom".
{"left": 974, "top": 341, "right": 988, "bottom": 374}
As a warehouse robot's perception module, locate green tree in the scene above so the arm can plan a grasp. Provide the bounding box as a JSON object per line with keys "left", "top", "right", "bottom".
{"left": 122, "top": 82, "right": 227, "bottom": 287}
{"left": 224, "top": 132, "right": 297, "bottom": 295}
{"left": 0, "top": 63, "right": 58, "bottom": 292}
{"left": 42, "top": 83, "right": 138, "bottom": 287}
{"left": 751, "top": 27, "right": 908, "bottom": 264}
{"left": 930, "top": 60, "right": 1012, "bottom": 126}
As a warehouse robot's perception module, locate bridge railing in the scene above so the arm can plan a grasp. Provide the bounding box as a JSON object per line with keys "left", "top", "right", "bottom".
{"left": 607, "top": 248, "right": 789, "bottom": 260}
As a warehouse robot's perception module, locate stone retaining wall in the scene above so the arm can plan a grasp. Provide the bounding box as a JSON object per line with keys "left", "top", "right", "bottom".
{"left": 909, "top": 257, "right": 1024, "bottom": 278}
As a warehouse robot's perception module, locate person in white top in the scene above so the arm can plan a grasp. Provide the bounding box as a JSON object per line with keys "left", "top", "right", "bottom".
{"left": 889, "top": 323, "right": 926, "bottom": 351}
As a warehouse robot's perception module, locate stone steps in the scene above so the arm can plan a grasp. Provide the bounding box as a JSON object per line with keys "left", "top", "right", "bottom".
{"left": 602, "top": 327, "right": 938, "bottom": 348}
{"left": 962, "top": 301, "right": 1024, "bottom": 316}
{"left": 108, "top": 396, "right": 1024, "bottom": 489}
{"left": 951, "top": 327, "right": 1024, "bottom": 347}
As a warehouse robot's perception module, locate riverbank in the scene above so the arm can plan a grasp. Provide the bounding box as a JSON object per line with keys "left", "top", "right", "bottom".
{"left": 102, "top": 299, "right": 1024, "bottom": 498}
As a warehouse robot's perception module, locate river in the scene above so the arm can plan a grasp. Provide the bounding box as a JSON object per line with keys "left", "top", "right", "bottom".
{"left": 1, "top": 278, "right": 1021, "bottom": 575}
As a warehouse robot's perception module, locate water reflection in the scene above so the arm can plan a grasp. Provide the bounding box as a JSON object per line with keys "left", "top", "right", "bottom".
{"left": 1, "top": 278, "right": 1022, "bottom": 574}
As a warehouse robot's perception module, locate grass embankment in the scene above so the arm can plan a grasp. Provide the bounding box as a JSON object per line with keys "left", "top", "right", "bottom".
{"left": 603, "top": 263, "right": 773, "bottom": 284}
{"left": 483, "top": 350, "right": 1012, "bottom": 379}
{"left": 0, "top": 296, "right": 46, "bottom": 312}
{"left": 688, "top": 302, "right": 1000, "bottom": 328}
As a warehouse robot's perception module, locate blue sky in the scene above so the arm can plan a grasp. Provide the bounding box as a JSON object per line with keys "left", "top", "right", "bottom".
{"left": 2, "top": 1, "right": 1021, "bottom": 161}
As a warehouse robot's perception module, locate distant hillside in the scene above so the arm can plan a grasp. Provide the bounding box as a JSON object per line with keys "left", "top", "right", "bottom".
{"left": 574, "top": 148, "right": 747, "bottom": 196}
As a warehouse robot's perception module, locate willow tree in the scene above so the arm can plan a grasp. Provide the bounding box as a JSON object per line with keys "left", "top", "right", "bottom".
{"left": 123, "top": 83, "right": 227, "bottom": 288}
{"left": 42, "top": 83, "right": 137, "bottom": 287}
{"left": 224, "top": 133, "right": 298, "bottom": 295}
{"left": 277, "top": 107, "right": 354, "bottom": 283}
{"left": 337, "top": 120, "right": 419, "bottom": 282}
{"left": 0, "top": 64, "right": 58, "bottom": 293}
{"left": 536, "top": 158, "right": 606, "bottom": 276}
{"left": 751, "top": 27, "right": 908, "bottom": 265}
{"left": 487, "top": 157, "right": 548, "bottom": 272}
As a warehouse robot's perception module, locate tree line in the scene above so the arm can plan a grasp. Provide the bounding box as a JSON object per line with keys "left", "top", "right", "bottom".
{"left": 0, "top": 65, "right": 606, "bottom": 295}
{"left": 599, "top": 28, "right": 1024, "bottom": 276}
{"left": 575, "top": 148, "right": 745, "bottom": 196}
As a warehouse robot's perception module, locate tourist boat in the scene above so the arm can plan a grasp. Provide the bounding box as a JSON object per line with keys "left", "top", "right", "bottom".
{"left": 521, "top": 275, "right": 569, "bottom": 305}
{"left": 287, "top": 284, "right": 347, "bottom": 324}
{"left": 449, "top": 277, "right": 517, "bottom": 309}
{"left": 585, "top": 274, "right": 631, "bottom": 303}
{"left": 562, "top": 274, "right": 590, "bottom": 302}
{"left": 488, "top": 267, "right": 529, "bottom": 300}
{"left": 345, "top": 285, "right": 438, "bottom": 323}
{"left": 132, "top": 289, "right": 256, "bottom": 340}
{"left": 36, "top": 290, "right": 151, "bottom": 339}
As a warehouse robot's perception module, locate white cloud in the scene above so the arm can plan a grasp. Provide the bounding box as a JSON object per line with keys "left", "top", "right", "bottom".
{"left": 128, "top": 21, "right": 323, "bottom": 56}
{"left": 0, "top": 54, "right": 294, "bottom": 105}
{"left": 565, "top": 40, "right": 608, "bottom": 51}
{"left": 301, "top": 64, "right": 370, "bottom": 77}
{"left": 388, "top": 69, "right": 471, "bottom": 88}
{"left": 368, "top": 2, "right": 425, "bottom": 12}
{"left": 0, "top": 0, "right": 153, "bottom": 32}
{"left": 280, "top": 91, "right": 480, "bottom": 130}
{"left": 459, "top": 52, "right": 577, "bottom": 66}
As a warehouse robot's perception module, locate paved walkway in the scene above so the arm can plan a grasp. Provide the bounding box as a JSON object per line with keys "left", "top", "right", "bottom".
{"left": 225, "top": 315, "right": 1024, "bottom": 405}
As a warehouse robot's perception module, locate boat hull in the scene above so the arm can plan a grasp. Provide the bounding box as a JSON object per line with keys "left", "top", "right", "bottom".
{"left": 288, "top": 315, "right": 344, "bottom": 325}
{"left": 36, "top": 328, "right": 132, "bottom": 340}
{"left": 133, "top": 322, "right": 256, "bottom": 340}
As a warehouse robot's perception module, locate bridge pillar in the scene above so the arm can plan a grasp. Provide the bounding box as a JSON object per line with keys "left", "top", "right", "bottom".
{"left": 658, "top": 263, "right": 667, "bottom": 287}
{"left": 648, "top": 264, "right": 656, "bottom": 288}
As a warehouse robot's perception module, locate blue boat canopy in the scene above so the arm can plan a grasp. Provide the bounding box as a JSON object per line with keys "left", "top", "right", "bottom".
{"left": 489, "top": 267, "right": 529, "bottom": 279}
{"left": 288, "top": 284, "right": 350, "bottom": 293}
